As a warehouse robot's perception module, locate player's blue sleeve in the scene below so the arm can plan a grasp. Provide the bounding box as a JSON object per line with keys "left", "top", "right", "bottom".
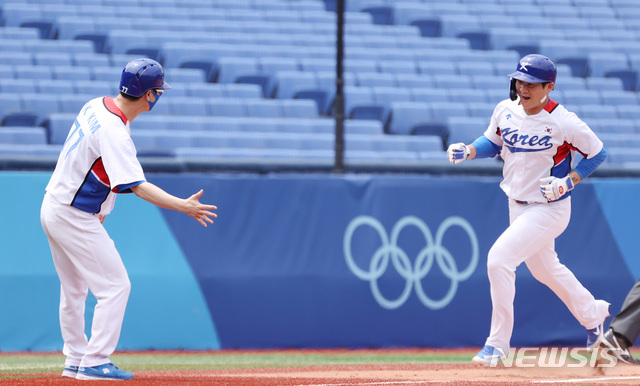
{"left": 575, "top": 147, "right": 606, "bottom": 180}
{"left": 113, "top": 180, "right": 145, "bottom": 194}
{"left": 470, "top": 136, "right": 501, "bottom": 159}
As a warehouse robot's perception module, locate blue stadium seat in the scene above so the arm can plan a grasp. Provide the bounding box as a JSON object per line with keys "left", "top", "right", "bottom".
{"left": 38, "top": 79, "right": 74, "bottom": 95}
{"left": 562, "top": 89, "right": 602, "bottom": 105}
{"left": 273, "top": 71, "right": 317, "bottom": 99}
{"left": 51, "top": 65, "right": 91, "bottom": 81}
{"left": 14, "top": 65, "right": 51, "bottom": 80}
{"left": 616, "top": 105, "right": 640, "bottom": 120}
{"left": 433, "top": 74, "right": 472, "bottom": 89}
{"left": 46, "top": 113, "right": 75, "bottom": 144}
{"left": 418, "top": 61, "right": 457, "bottom": 76}
{"left": 488, "top": 27, "right": 531, "bottom": 51}
{"left": 606, "top": 147, "right": 640, "bottom": 165}
{"left": 168, "top": 97, "right": 208, "bottom": 116}
{"left": 466, "top": 102, "right": 495, "bottom": 117}
{"left": 411, "top": 88, "right": 449, "bottom": 103}
{"left": 343, "top": 86, "right": 375, "bottom": 117}
{"left": 186, "top": 83, "right": 225, "bottom": 98}
{"left": 386, "top": 101, "right": 432, "bottom": 135}
{"left": 207, "top": 98, "right": 246, "bottom": 117}
{"left": 447, "top": 116, "right": 488, "bottom": 144}
{"left": 0, "top": 79, "right": 37, "bottom": 93}
{"left": 299, "top": 58, "right": 335, "bottom": 72}
{"left": 72, "top": 53, "right": 111, "bottom": 67}
{"left": 70, "top": 80, "right": 114, "bottom": 97}
{"left": 280, "top": 100, "right": 318, "bottom": 118}
{"left": 0, "top": 65, "right": 13, "bottom": 79}
{"left": 378, "top": 60, "right": 417, "bottom": 74}
{"left": 588, "top": 118, "right": 637, "bottom": 134}
{"left": 21, "top": 94, "right": 61, "bottom": 126}
{"left": 585, "top": 77, "right": 624, "bottom": 91}
{"left": 356, "top": 72, "right": 396, "bottom": 87}
{"left": 588, "top": 52, "right": 630, "bottom": 77}
{"left": 223, "top": 84, "right": 263, "bottom": 99}
{"left": 599, "top": 90, "right": 638, "bottom": 106}
{"left": 580, "top": 104, "right": 618, "bottom": 119}
{"left": 0, "top": 52, "right": 32, "bottom": 66}
{"left": 215, "top": 57, "right": 259, "bottom": 83}
{"left": 606, "top": 70, "right": 639, "bottom": 92}
{"left": 458, "top": 62, "right": 494, "bottom": 77}
{"left": 0, "top": 127, "right": 48, "bottom": 145}
{"left": 245, "top": 99, "right": 283, "bottom": 118}
{"left": 395, "top": 74, "right": 434, "bottom": 89}
{"left": 430, "top": 102, "right": 469, "bottom": 123}
{"left": 448, "top": 89, "right": 488, "bottom": 103}
{"left": 33, "top": 52, "right": 73, "bottom": 67}
{"left": 90, "top": 66, "right": 119, "bottom": 82}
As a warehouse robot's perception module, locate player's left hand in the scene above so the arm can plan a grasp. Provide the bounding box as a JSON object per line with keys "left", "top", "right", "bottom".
{"left": 539, "top": 176, "right": 574, "bottom": 201}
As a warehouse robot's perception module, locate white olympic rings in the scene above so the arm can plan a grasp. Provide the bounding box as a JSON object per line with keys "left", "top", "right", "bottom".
{"left": 343, "top": 215, "right": 479, "bottom": 310}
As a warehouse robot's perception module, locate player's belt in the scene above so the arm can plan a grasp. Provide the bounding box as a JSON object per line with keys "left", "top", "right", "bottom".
{"left": 514, "top": 199, "right": 529, "bottom": 205}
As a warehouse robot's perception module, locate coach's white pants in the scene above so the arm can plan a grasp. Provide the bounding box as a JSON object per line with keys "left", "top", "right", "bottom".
{"left": 41, "top": 194, "right": 130, "bottom": 368}
{"left": 484, "top": 197, "right": 609, "bottom": 354}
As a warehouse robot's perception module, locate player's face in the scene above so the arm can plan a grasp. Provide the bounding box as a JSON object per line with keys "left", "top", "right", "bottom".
{"left": 515, "top": 80, "right": 553, "bottom": 114}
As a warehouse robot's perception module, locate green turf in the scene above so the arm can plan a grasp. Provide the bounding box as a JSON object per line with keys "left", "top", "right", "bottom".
{"left": 0, "top": 350, "right": 472, "bottom": 377}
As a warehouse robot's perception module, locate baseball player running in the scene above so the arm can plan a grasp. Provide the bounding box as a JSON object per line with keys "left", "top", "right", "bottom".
{"left": 40, "top": 58, "right": 218, "bottom": 380}
{"left": 447, "top": 54, "right": 610, "bottom": 365}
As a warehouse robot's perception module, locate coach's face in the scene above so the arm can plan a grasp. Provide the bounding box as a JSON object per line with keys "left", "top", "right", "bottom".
{"left": 515, "top": 80, "right": 554, "bottom": 115}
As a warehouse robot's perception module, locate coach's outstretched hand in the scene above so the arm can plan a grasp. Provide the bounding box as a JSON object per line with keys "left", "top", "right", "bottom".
{"left": 131, "top": 182, "right": 218, "bottom": 227}
{"left": 184, "top": 189, "right": 218, "bottom": 227}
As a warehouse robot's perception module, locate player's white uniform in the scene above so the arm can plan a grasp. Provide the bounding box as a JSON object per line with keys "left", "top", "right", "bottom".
{"left": 482, "top": 98, "right": 609, "bottom": 354}
{"left": 40, "top": 97, "right": 146, "bottom": 368}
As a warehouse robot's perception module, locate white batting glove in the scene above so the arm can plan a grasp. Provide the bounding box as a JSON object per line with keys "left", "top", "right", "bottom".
{"left": 539, "top": 176, "right": 574, "bottom": 202}
{"left": 447, "top": 143, "right": 469, "bottom": 164}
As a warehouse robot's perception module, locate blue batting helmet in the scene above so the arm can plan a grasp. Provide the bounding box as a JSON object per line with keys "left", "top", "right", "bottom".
{"left": 509, "top": 54, "right": 557, "bottom": 84}
{"left": 508, "top": 54, "right": 556, "bottom": 101}
{"left": 119, "top": 58, "right": 171, "bottom": 97}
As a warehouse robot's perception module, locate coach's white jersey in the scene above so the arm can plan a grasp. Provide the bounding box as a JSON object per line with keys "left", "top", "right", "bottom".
{"left": 484, "top": 98, "right": 603, "bottom": 203}
{"left": 46, "top": 97, "right": 146, "bottom": 215}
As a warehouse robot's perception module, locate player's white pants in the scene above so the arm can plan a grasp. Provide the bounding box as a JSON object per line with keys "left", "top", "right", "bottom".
{"left": 40, "top": 193, "right": 130, "bottom": 368}
{"left": 484, "top": 197, "right": 609, "bottom": 354}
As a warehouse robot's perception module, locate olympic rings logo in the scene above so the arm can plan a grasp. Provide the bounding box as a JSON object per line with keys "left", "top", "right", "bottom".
{"left": 343, "top": 216, "right": 479, "bottom": 310}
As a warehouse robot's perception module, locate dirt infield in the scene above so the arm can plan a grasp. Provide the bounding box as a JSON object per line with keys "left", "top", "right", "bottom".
{"left": 6, "top": 363, "right": 640, "bottom": 385}
{"left": 4, "top": 348, "right": 640, "bottom": 385}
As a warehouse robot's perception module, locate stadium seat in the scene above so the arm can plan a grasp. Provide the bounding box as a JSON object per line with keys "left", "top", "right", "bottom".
{"left": 386, "top": 101, "right": 431, "bottom": 135}
{"left": 245, "top": 99, "right": 283, "bottom": 118}
{"left": 223, "top": 84, "right": 263, "bottom": 99}
{"left": 0, "top": 127, "right": 48, "bottom": 145}
{"left": 562, "top": 90, "right": 601, "bottom": 105}
{"left": 280, "top": 100, "right": 318, "bottom": 118}
{"left": 447, "top": 116, "right": 488, "bottom": 144}
{"left": 21, "top": 94, "right": 61, "bottom": 126}
{"left": 168, "top": 97, "right": 208, "bottom": 116}
{"left": 616, "top": 105, "right": 640, "bottom": 120}
{"left": 606, "top": 70, "right": 639, "bottom": 92}
{"left": 429, "top": 102, "right": 469, "bottom": 123}
{"left": 585, "top": 77, "right": 624, "bottom": 92}
{"left": 356, "top": 72, "right": 396, "bottom": 88}
{"left": 215, "top": 57, "right": 259, "bottom": 84}
{"left": 599, "top": 90, "right": 638, "bottom": 106}
{"left": 588, "top": 52, "right": 630, "bottom": 78}
{"left": 411, "top": 88, "right": 449, "bottom": 103}
{"left": 448, "top": 89, "right": 488, "bottom": 103}
{"left": 207, "top": 98, "right": 246, "bottom": 117}
{"left": 273, "top": 71, "right": 317, "bottom": 99}
{"left": 411, "top": 122, "right": 450, "bottom": 149}
{"left": 579, "top": 104, "right": 618, "bottom": 119}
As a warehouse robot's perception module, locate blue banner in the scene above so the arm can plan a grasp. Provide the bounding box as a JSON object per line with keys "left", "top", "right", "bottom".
{"left": 0, "top": 172, "right": 637, "bottom": 351}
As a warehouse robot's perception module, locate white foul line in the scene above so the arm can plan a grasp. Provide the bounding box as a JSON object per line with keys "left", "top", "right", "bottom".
{"left": 534, "top": 375, "right": 640, "bottom": 383}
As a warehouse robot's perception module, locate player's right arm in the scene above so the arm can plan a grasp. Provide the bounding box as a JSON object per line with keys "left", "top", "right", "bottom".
{"left": 130, "top": 182, "right": 218, "bottom": 227}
